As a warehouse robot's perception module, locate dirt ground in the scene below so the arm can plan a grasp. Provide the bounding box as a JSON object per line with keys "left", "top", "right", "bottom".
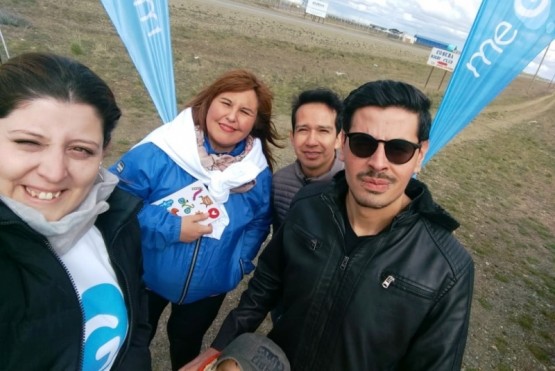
{"left": 147, "top": 2, "right": 555, "bottom": 371}
{"left": 2, "top": 0, "right": 553, "bottom": 369}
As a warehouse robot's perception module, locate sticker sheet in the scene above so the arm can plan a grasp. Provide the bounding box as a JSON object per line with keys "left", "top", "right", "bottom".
{"left": 152, "top": 180, "right": 223, "bottom": 225}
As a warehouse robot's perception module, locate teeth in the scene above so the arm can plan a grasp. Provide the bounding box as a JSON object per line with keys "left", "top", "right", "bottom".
{"left": 39, "top": 192, "right": 53, "bottom": 200}
{"left": 27, "top": 188, "right": 61, "bottom": 200}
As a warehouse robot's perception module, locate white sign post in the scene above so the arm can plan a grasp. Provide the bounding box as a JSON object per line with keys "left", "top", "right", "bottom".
{"left": 426, "top": 47, "right": 460, "bottom": 72}
{"left": 305, "top": 0, "right": 328, "bottom": 19}
{"left": 425, "top": 47, "right": 460, "bottom": 90}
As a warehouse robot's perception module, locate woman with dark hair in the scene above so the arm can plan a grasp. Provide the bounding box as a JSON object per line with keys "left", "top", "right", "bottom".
{"left": 0, "top": 52, "right": 151, "bottom": 370}
{"left": 110, "top": 69, "right": 279, "bottom": 370}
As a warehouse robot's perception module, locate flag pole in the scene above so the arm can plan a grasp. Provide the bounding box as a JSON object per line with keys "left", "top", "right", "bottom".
{"left": 0, "top": 27, "right": 10, "bottom": 63}
{"left": 527, "top": 44, "right": 550, "bottom": 93}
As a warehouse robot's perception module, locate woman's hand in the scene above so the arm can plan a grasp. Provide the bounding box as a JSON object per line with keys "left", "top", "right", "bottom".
{"left": 178, "top": 347, "right": 221, "bottom": 371}
{"left": 179, "top": 213, "right": 213, "bottom": 242}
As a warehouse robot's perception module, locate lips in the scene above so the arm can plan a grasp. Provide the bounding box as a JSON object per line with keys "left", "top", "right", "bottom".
{"left": 25, "top": 186, "right": 62, "bottom": 200}
{"left": 219, "top": 123, "right": 236, "bottom": 133}
{"left": 363, "top": 177, "right": 389, "bottom": 186}
{"left": 360, "top": 176, "right": 391, "bottom": 192}
{"left": 302, "top": 151, "right": 321, "bottom": 160}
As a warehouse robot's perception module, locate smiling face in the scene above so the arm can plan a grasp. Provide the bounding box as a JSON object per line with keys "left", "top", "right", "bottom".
{"left": 205, "top": 90, "right": 258, "bottom": 153}
{"left": 0, "top": 98, "right": 104, "bottom": 221}
{"left": 341, "top": 106, "right": 428, "bottom": 215}
{"left": 291, "top": 102, "right": 340, "bottom": 178}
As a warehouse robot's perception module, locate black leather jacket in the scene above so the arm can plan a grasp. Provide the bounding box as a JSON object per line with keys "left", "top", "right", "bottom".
{"left": 214, "top": 172, "right": 474, "bottom": 370}
{"left": 0, "top": 188, "right": 151, "bottom": 371}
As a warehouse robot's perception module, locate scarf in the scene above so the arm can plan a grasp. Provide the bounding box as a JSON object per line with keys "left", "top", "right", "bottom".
{"left": 0, "top": 168, "right": 118, "bottom": 256}
{"left": 135, "top": 108, "right": 268, "bottom": 239}
{"left": 195, "top": 124, "right": 256, "bottom": 193}
{"left": 135, "top": 108, "right": 268, "bottom": 204}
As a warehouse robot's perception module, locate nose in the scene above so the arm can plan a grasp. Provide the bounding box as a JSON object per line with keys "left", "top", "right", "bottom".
{"left": 226, "top": 108, "right": 238, "bottom": 122}
{"left": 306, "top": 130, "right": 318, "bottom": 145}
{"left": 37, "top": 149, "right": 69, "bottom": 183}
{"left": 366, "top": 143, "right": 388, "bottom": 170}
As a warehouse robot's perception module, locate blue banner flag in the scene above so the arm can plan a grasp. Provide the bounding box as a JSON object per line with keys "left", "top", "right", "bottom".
{"left": 101, "top": 0, "right": 177, "bottom": 124}
{"left": 425, "top": 0, "right": 555, "bottom": 163}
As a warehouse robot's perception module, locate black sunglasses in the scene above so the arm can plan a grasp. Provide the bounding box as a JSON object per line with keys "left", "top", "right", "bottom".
{"left": 345, "top": 132, "right": 421, "bottom": 165}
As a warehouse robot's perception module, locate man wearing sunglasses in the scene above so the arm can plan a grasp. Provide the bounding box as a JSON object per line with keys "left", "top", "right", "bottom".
{"left": 185, "top": 80, "right": 474, "bottom": 371}
{"left": 272, "top": 87, "right": 344, "bottom": 232}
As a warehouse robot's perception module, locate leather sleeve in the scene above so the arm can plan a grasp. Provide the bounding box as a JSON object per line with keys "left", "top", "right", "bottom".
{"left": 211, "top": 224, "right": 285, "bottom": 350}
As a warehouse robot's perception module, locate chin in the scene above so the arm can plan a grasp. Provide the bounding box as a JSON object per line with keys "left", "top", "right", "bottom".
{"left": 42, "top": 212, "right": 64, "bottom": 222}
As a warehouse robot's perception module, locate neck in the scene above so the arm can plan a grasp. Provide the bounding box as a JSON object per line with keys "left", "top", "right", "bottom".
{"left": 300, "top": 158, "right": 335, "bottom": 179}
{"left": 345, "top": 192, "right": 411, "bottom": 236}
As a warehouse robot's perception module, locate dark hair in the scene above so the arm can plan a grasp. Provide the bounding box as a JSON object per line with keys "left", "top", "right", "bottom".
{"left": 291, "top": 88, "right": 343, "bottom": 133}
{"left": 186, "top": 69, "right": 281, "bottom": 171}
{"left": 0, "top": 52, "right": 121, "bottom": 148}
{"left": 342, "top": 80, "right": 432, "bottom": 141}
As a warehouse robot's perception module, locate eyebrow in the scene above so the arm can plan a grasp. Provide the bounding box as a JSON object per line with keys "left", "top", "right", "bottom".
{"left": 295, "top": 123, "right": 334, "bottom": 130}
{"left": 8, "top": 129, "right": 102, "bottom": 148}
{"left": 222, "top": 98, "right": 256, "bottom": 114}
{"left": 8, "top": 129, "right": 44, "bottom": 137}
{"left": 241, "top": 106, "right": 256, "bottom": 114}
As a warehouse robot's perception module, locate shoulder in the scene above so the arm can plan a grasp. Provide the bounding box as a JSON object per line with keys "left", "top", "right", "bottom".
{"left": 423, "top": 219, "right": 474, "bottom": 275}
{"left": 273, "top": 162, "right": 298, "bottom": 183}
{"left": 101, "top": 189, "right": 142, "bottom": 225}
{"left": 120, "top": 142, "right": 165, "bottom": 158}
{"left": 111, "top": 143, "right": 172, "bottom": 174}
{"left": 292, "top": 170, "right": 345, "bottom": 206}
{"left": 273, "top": 162, "right": 305, "bottom": 197}
{"left": 254, "top": 167, "right": 273, "bottom": 190}
{"left": 110, "top": 143, "right": 187, "bottom": 191}
{"left": 290, "top": 179, "right": 331, "bottom": 205}
{"left": 108, "top": 188, "right": 143, "bottom": 210}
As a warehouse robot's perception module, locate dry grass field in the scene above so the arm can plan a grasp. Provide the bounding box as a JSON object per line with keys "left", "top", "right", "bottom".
{"left": 1, "top": 0, "right": 554, "bottom": 369}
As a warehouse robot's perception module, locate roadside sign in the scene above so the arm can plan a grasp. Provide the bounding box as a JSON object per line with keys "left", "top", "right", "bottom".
{"left": 427, "top": 47, "right": 460, "bottom": 72}
{"left": 306, "top": 0, "right": 328, "bottom": 18}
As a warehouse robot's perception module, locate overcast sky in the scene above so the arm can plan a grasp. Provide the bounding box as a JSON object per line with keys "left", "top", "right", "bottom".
{"left": 321, "top": 0, "right": 555, "bottom": 81}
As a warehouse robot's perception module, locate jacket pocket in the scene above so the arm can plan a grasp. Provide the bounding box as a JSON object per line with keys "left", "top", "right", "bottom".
{"left": 291, "top": 223, "right": 321, "bottom": 251}
{"left": 380, "top": 272, "right": 436, "bottom": 300}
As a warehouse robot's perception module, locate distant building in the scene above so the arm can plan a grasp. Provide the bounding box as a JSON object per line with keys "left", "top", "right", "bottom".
{"left": 386, "top": 28, "right": 402, "bottom": 40}
{"left": 402, "top": 34, "right": 416, "bottom": 44}
{"left": 415, "top": 35, "right": 457, "bottom": 51}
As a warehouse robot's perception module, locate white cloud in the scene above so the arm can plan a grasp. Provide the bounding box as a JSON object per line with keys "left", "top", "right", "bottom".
{"left": 326, "top": 0, "right": 554, "bottom": 80}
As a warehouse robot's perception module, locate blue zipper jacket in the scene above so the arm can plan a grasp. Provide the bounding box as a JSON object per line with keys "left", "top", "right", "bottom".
{"left": 110, "top": 140, "right": 272, "bottom": 304}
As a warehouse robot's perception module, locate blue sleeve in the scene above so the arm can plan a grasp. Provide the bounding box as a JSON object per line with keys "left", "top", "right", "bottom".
{"left": 240, "top": 169, "right": 272, "bottom": 272}
{"left": 109, "top": 144, "right": 182, "bottom": 250}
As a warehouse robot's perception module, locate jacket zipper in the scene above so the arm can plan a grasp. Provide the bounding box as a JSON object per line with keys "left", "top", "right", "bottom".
{"left": 178, "top": 237, "right": 202, "bottom": 304}
{"left": 4, "top": 221, "right": 87, "bottom": 369}
{"left": 340, "top": 256, "right": 349, "bottom": 270}
{"left": 323, "top": 193, "right": 350, "bottom": 270}
{"left": 1, "top": 220, "right": 86, "bottom": 367}
{"left": 39, "top": 226, "right": 87, "bottom": 369}
{"left": 382, "top": 275, "right": 395, "bottom": 288}
{"left": 381, "top": 273, "right": 435, "bottom": 299}
{"left": 1, "top": 198, "right": 142, "bottom": 369}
